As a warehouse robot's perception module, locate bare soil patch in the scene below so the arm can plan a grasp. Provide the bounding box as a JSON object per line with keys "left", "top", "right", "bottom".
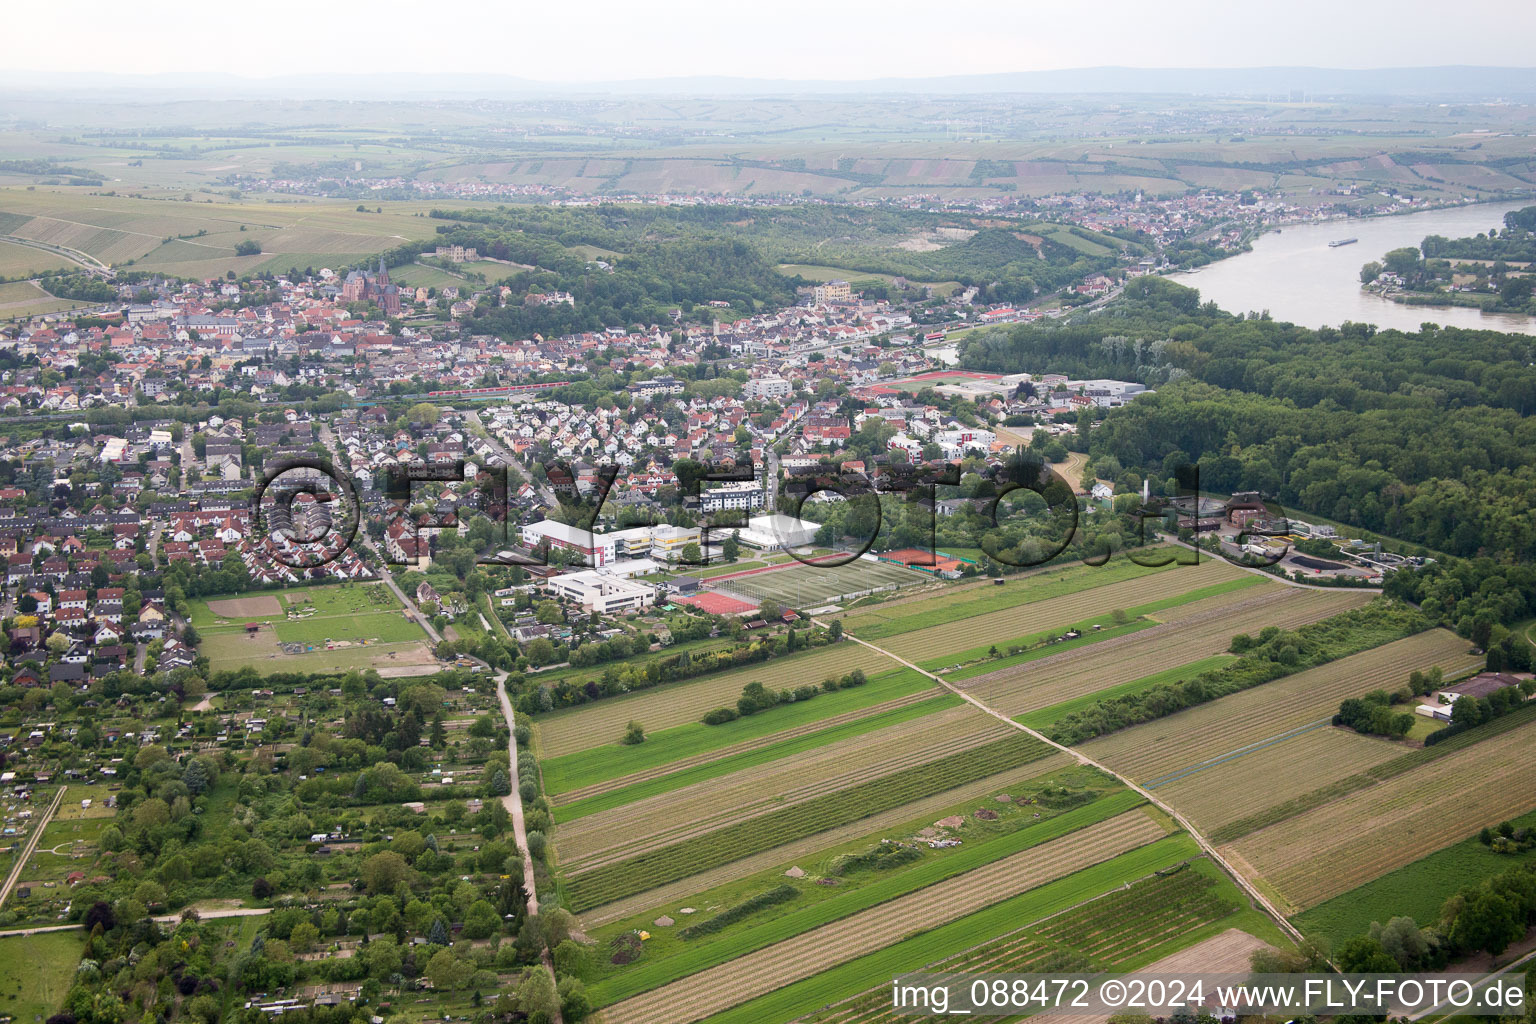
{"left": 206, "top": 595, "right": 282, "bottom": 617}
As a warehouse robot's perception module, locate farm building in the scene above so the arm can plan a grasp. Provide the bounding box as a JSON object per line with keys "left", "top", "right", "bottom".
{"left": 1442, "top": 672, "right": 1531, "bottom": 701}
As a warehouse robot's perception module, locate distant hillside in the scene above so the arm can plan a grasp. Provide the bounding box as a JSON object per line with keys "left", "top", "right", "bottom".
{"left": 2, "top": 66, "right": 1533, "bottom": 100}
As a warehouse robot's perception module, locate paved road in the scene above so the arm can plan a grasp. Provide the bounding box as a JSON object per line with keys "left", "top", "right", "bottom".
{"left": 0, "top": 235, "right": 110, "bottom": 274}
{"left": 813, "top": 623, "right": 1318, "bottom": 957}
{"left": 0, "top": 785, "right": 66, "bottom": 912}
{"left": 377, "top": 565, "right": 443, "bottom": 645}
{"left": 465, "top": 410, "right": 558, "bottom": 508}
{"left": 1407, "top": 944, "right": 1536, "bottom": 1019}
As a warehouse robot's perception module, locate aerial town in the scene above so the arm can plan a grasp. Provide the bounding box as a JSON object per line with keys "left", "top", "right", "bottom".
{"left": 1, "top": 33, "right": 1535, "bottom": 1024}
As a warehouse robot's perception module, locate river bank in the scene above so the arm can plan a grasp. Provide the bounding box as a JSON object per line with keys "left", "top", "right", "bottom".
{"left": 1170, "top": 198, "right": 1536, "bottom": 334}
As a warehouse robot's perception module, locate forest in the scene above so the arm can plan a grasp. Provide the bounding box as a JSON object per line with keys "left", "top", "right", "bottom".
{"left": 959, "top": 275, "right": 1536, "bottom": 638}
{"left": 1420, "top": 204, "right": 1536, "bottom": 262}
{"left": 384, "top": 203, "right": 1124, "bottom": 338}
{"left": 961, "top": 276, "right": 1536, "bottom": 555}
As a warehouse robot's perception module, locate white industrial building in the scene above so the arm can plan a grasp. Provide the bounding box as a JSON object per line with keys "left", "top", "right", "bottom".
{"left": 519, "top": 519, "right": 616, "bottom": 567}
{"left": 521, "top": 519, "right": 702, "bottom": 567}
{"left": 545, "top": 569, "right": 657, "bottom": 615}
{"left": 737, "top": 513, "right": 820, "bottom": 551}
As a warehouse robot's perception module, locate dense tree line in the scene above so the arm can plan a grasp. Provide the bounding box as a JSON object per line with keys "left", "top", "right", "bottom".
{"left": 512, "top": 623, "right": 839, "bottom": 715}
{"left": 1421, "top": 205, "right": 1536, "bottom": 262}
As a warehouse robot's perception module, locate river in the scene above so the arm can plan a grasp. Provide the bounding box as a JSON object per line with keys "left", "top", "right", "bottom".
{"left": 1170, "top": 200, "right": 1536, "bottom": 334}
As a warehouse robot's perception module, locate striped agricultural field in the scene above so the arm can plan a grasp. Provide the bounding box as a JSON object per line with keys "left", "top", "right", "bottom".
{"left": 961, "top": 586, "right": 1373, "bottom": 717}
{"left": 557, "top": 703, "right": 1011, "bottom": 871}
{"left": 1149, "top": 728, "right": 1402, "bottom": 833}
{"left": 841, "top": 555, "right": 1177, "bottom": 637}
{"left": 577, "top": 752, "right": 1076, "bottom": 928}
{"left": 564, "top": 732, "right": 1049, "bottom": 912}
{"left": 597, "top": 809, "right": 1170, "bottom": 1024}
{"left": 1081, "top": 628, "right": 1480, "bottom": 785}
{"left": 1225, "top": 718, "right": 1536, "bottom": 913}
{"left": 534, "top": 643, "right": 893, "bottom": 758}
{"left": 548, "top": 687, "right": 942, "bottom": 807}
{"left": 878, "top": 557, "right": 1246, "bottom": 663}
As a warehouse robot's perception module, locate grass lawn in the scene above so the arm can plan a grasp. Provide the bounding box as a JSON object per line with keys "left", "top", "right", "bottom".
{"left": 197, "top": 632, "right": 434, "bottom": 675}
{"left": 1406, "top": 715, "right": 1448, "bottom": 743}
{"left": 191, "top": 582, "right": 400, "bottom": 629}
{"left": 272, "top": 612, "right": 423, "bottom": 645}
{"left": 1293, "top": 806, "right": 1536, "bottom": 946}
{"left": 0, "top": 930, "right": 84, "bottom": 1022}
{"left": 553, "top": 693, "right": 958, "bottom": 822}
{"left": 1018, "top": 655, "right": 1239, "bottom": 731}
{"left": 541, "top": 667, "right": 937, "bottom": 797}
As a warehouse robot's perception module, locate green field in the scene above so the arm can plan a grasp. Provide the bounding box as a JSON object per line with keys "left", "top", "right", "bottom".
{"left": 192, "top": 583, "right": 431, "bottom": 674}
{"left": 775, "top": 263, "right": 962, "bottom": 295}
{"left": 0, "top": 279, "right": 93, "bottom": 319}
{"left": 694, "top": 835, "right": 1226, "bottom": 1024}
{"left": 1294, "top": 806, "right": 1536, "bottom": 945}
{"left": 936, "top": 575, "right": 1263, "bottom": 678}
{"left": 0, "top": 188, "right": 447, "bottom": 280}
{"left": 191, "top": 582, "right": 404, "bottom": 630}
{"left": 941, "top": 617, "right": 1158, "bottom": 678}
{"left": 588, "top": 787, "right": 1144, "bottom": 1006}
{"left": 543, "top": 668, "right": 938, "bottom": 798}
{"left": 0, "top": 930, "right": 85, "bottom": 1023}
{"left": 842, "top": 557, "right": 1175, "bottom": 640}
{"left": 0, "top": 238, "right": 75, "bottom": 276}
{"left": 564, "top": 732, "right": 1052, "bottom": 912}
{"left": 554, "top": 693, "right": 959, "bottom": 822}
{"left": 272, "top": 612, "right": 424, "bottom": 645}
{"left": 197, "top": 633, "right": 435, "bottom": 675}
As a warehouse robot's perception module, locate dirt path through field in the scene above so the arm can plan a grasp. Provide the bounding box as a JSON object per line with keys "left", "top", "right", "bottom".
{"left": 816, "top": 616, "right": 1313, "bottom": 956}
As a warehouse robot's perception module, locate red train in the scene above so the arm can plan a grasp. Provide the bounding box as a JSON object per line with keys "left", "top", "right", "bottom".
{"left": 425, "top": 381, "right": 571, "bottom": 399}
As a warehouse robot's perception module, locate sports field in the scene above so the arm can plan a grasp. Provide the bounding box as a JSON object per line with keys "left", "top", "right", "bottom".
{"left": 191, "top": 582, "right": 433, "bottom": 673}
{"left": 710, "top": 557, "right": 927, "bottom": 610}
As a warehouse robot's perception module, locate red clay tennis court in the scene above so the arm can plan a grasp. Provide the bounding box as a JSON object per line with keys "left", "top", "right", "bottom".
{"left": 674, "top": 591, "right": 758, "bottom": 615}
{"left": 878, "top": 548, "right": 964, "bottom": 573}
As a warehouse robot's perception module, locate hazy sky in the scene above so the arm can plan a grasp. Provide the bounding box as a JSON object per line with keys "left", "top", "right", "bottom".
{"left": 12, "top": 0, "right": 1536, "bottom": 79}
